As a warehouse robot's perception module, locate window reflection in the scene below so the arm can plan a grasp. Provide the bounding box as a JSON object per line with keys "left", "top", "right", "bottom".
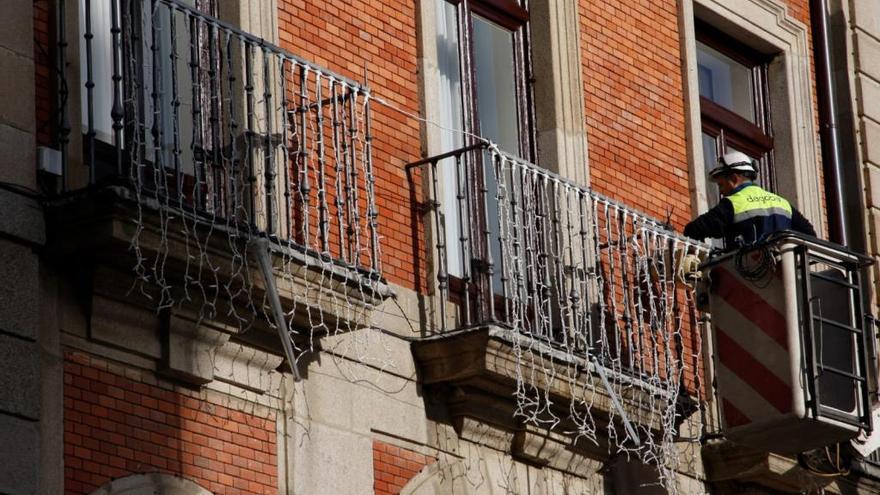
{"left": 472, "top": 15, "right": 520, "bottom": 155}
{"left": 697, "top": 41, "right": 756, "bottom": 123}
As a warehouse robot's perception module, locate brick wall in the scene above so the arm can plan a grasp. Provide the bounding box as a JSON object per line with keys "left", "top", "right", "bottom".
{"left": 277, "top": 0, "right": 423, "bottom": 291}
{"left": 579, "top": 0, "right": 691, "bottom": 229}
{"left": 372, "top": 440, "right": 436, "bottom": 495}
{"left": 579, "top": 0, "right": 818, "bottom": 229}
{"left": 578, "top": 0, "right": 704, "bottom": 393}
{"left": 63, "top": 351, "right": 277, "bottom": 495}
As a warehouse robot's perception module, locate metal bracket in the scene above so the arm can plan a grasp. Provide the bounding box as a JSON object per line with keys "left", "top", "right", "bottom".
{"left": 255, "top": 238, "right": 303, "bottom": 382}
{"left": 592, "top": 356, "right": 641, "bottom": 447}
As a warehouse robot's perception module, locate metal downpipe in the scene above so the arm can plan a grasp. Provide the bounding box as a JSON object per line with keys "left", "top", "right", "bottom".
{"left": 810, "top": 0, "right": 848, "bottom": 246}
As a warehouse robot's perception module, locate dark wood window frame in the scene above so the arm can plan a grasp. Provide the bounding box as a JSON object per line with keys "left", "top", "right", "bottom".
{"left": 441, "top": 0, "right": 535, "bottom": 324}
{"left": 697, "top": 21, "right": 776, "bottom": 194}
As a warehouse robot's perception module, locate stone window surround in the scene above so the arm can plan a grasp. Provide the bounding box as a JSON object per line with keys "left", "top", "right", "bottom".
{"left": 679, "top": 0, "right": 824, "bottom": 232}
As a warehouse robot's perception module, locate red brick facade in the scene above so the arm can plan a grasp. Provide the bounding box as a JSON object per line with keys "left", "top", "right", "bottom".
{"left": 63, "top": 352, "right": 277, "bottom": 495}
{"left": 278, "top": 0, "right": 423, "bottom": 291}
{"left": 579, "top": 0, "right": 818, "bottom": 231}
{"left": 372, "top": 440, "right": 436, "bottom": 495}
{"left": 580, "top": 0, "right": 691, "bottom": 228}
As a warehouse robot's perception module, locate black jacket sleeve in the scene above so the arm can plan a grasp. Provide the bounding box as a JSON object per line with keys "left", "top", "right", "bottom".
{"left": 683, "top": 199, "right": 733, "bottom": 241}
{"left": 791, "top": 208, "right": 816, "bottom": 237}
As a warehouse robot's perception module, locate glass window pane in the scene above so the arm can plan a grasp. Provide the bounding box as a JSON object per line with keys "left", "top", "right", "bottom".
{"left": 472, "top": 15, "right": 520, "bottom": 155}
{"left": 435, "top": 0, "right": 466, "bottom": 277}
{"left": 702, "top": 133, "right": 720, "bottom": 206}
{"left": 472, "top": 15, "right": 518, "bottom": 291}
{"left": 697, "top": 41, "right": 756, "bottom": 123}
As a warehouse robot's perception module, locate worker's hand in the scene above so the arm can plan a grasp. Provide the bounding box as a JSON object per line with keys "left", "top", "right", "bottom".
{"left": 677, "top": 253, "right": 704, "bottom": 282}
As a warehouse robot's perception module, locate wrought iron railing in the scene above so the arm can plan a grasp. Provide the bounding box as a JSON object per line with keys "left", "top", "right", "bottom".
{"left": 56, "top": 0, "right": 380, "bottom": 275}
{"left": 408, "top": 143, "right": 710, "bottom": 381}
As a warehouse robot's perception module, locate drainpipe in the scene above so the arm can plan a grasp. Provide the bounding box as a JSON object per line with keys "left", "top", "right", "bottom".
{"left": 810, "top": 0, "right": 848, "bottom": 246}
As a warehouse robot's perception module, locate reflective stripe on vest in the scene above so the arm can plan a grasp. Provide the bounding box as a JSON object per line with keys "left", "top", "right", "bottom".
{"left": 727, "top": 185, "right": 792, "bottom": 223}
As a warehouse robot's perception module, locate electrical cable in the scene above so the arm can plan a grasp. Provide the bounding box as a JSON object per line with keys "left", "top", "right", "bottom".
{"left": 798, "top": 444, "right": 850, "bottom": 477}
{"left": 734, "top": 242, "right": 776, "bottom": 285}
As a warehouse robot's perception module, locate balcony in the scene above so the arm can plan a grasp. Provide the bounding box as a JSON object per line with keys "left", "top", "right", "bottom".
{"left": 44, "top": 0, "right": 389, "bottom": 366}
{"left": 407, "top": 143, "right": 710, "bottom": 472}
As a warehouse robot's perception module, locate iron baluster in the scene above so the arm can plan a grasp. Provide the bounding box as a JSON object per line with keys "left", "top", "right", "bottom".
{"left": 188, "top": 11, "right": 204, "bottom": 210}
{"left": 340, "top": 84, "right": 355, "bottom": 265}
{"left": 576, "top": 189, "right": 591, "bottom": 353}
{"left": 331, "top": 80, "right": 347, "bottom": 262}
{"left": 244, "top": 43, "right": 256, "bottom": 228}
{"left": 262, "top": 47, "right": 276, "bottom": 235}
{"left": 454, "top": 151, "right": 471, "bottom": 325}
{"left": 110, "top": 0, "right": 124, "bottom": 176}
{"left": 480, "top": 149, "right": 497, "bottom": 322}
{"left": 297, "top": 63, "right": 310, "bottom": 246}
{"left": 224, "top": 30, "right": 239, "bottom": 222}
{"left": 149, "top": 0, "right": 166, "bottom": 197}
{"left": 279, "top": 57, "right": 292, "bottom": 241}
{"left": 496, "top": 155, "right": 514, "bottom": 325}
{"left": 362, "top": 90, "right": 380, "bottom": 272}
{"left": 508, "top": 157, "right": 524, "bottom": 326}
{"left": 348, "top": 89, "right": 362, "bottom": 268}
{"left": 525, "top": 170, "right": 541, "bottom": 336}
{"left": 168, "top": 5, "right": 182, "bottom": 202}
{"left": 632, "top": 217, "right": 647, "bottom": 375}
{"left": 550, "top": 179, "right": 567, "bottom": 347}
{"left": 430, "top": 159, "right": 449, "bottom": 333}
{"left": 618, "top": 209, "right": 635, "bottom": 372}
{"left": 315, "top": 72, "right": 330, "bottom": 254}
{"left": 590, "top": 196, "right": 605, "bottom": 361}
{"left": 538, "top": 173, "right": 552, "bottom": 338}
{"left": 207, "top": 20, "right": 222, "bottom": 213}
{"left": 83, "top": 0, "right": 96, "bottom": 183}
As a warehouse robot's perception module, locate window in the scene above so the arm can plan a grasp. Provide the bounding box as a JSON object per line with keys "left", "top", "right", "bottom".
{"left": 79, "top": 0, "right": 217, "bottom": 182}
{"left": 696, "top": 22, "right": 774, "bottom": 206}
{"left": 434, "top": 0, "right": 533, "bottom": 315}
{"left": 435, "top": 0, "right": 533, "bottom": 160}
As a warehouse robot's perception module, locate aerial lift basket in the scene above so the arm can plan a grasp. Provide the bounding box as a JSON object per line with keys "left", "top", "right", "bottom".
{"left": 701, "top": 231, "right": 874, "bottom": 453}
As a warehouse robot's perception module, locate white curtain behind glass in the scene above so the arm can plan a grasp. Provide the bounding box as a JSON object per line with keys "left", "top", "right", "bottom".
{"left": 80, "top": 0, "right": 196, "bottom": 172}
{"left": 435, "top": 0, "right": 465, "bottom": 277}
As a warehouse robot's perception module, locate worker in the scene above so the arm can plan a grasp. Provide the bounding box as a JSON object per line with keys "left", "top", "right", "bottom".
{"left": 684, "top": 151, "right": 816, "bottom": 249}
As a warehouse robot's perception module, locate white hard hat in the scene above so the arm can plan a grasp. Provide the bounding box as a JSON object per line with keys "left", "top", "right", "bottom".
{"left": 709, "top": 151, "right": 757, "bottom": 178}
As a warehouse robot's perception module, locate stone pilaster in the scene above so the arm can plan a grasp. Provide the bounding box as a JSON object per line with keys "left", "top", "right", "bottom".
{"left": 0, "top": 1, "right": 44, "bottom": 493}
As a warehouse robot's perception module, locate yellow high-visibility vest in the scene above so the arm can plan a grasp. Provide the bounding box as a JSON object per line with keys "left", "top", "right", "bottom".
{"left": 725, "top": 184, "right": 792, "bottom": 244}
